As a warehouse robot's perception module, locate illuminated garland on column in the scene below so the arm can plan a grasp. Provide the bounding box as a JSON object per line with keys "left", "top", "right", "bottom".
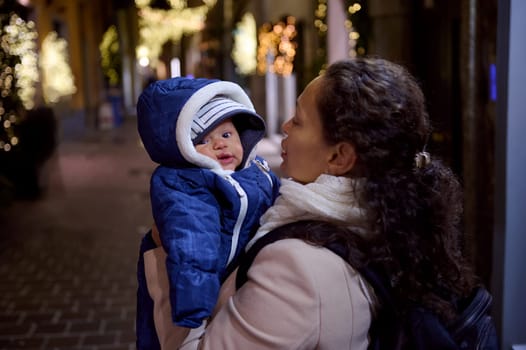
{"left": 100, "top": 25, "right": 121, "bottom": 87}
{"left": 0, "top": 14, "right": 39, "bottom": 152}
{"left": 345, "top": 0, "right": 368, "bottom": 57}
{"left": 39, "top": 31, "right": 77, "bottom": 104}
{"left": 232, "top": 12, "right": 257, "bottom": 76}
{"left": 314, "top": 0, "right": 328, "bottom": 73}
{"left": 135, "top": 0, "right": 217, "bottom": 67}
{"left": 314, "top": 0, "right": 369, "bottom": 72}
{"left": 256, "top": 16, "right": 297, "bottom": 76}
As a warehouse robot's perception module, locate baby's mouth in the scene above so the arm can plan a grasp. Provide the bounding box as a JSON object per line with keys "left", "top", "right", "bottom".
{"left": 218, "top": 153, "right": 232, "bottom": 160}
{"left": 217, "top": 153, "right": 235, "bottom": 165}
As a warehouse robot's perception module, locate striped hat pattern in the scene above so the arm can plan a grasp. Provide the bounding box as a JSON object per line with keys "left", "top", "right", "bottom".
{"left": 191, "top": 96, "right": 257, "bottom": 144}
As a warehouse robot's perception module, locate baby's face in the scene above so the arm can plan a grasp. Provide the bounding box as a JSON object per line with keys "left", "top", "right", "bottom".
{"left": 195, "top": 119, "right": 244, "bottom": 171}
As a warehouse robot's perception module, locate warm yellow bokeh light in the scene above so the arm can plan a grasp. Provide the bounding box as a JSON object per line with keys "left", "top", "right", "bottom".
{"left": 232, "top": 12, "right": 257, "bottom": 75}
{"left": 257, "top": 16, "right": 297, "bottom": 76}
{"left": 39, "top": 31, "right": 77, "bottom": 104}
{"left": 135, "top": 0, "right": 217, "bottom": 67}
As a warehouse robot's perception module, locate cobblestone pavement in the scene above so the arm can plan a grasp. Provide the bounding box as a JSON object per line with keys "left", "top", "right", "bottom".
{"left": 0, "top": 118, "right": 282, "bottom": 350}
{"left": 0, "top": 119, "right": 155, "bottom": 350}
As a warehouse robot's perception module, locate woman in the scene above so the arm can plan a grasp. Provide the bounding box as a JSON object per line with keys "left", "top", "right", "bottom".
{"left": 143, "top": 57, "right": 476, "bottom": 349}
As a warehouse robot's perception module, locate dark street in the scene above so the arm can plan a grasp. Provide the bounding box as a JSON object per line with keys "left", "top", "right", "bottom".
{"left": 0, "top": 119, "right": 161, "bottom": 350}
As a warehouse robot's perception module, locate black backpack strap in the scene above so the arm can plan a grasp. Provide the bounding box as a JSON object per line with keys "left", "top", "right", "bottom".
{"left": 235, "top": 221, "right": 392, "bottom": 299}
{"left": 236, "top": 226, "right": 290, "bottom": 289}
{"left": 448, "top": 286, "right": 499, "bottom": 349}
{"left": 234, "top": 221, "right": 412, "bottom": 350}
{"left": 235, "top": 222, "right": 498, "bottom": 350}
{"left": 449, "top": 287, "right": 492, "bottom": 334}
{"left": 236, "top": 221, "right": 356, "bottom": 289}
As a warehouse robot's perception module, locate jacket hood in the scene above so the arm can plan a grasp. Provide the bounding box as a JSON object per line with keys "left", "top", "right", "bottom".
{"left": 137, "top": 77, "right": 265, "bottom": 170}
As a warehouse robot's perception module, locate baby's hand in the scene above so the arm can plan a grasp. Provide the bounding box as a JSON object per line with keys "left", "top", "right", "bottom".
{"left": 152, "top": 223, "right": 162, "bottom": 247}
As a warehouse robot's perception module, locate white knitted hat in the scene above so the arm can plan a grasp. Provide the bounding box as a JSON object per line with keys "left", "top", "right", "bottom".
{"left": 191, "top": 96, "right": 262, "bottom": 145}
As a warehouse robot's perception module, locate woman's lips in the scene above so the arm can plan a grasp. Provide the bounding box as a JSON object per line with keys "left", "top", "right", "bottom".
{"left": 281, "top": 142, "right": 287, "bottom": 157}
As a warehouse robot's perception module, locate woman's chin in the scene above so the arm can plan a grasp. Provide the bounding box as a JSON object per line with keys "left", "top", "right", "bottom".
{"left": 279, "top": 162, "right": 288, "bottom": 177}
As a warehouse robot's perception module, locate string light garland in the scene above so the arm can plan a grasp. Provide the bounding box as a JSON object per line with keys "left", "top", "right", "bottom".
{"left": 0, "top": 13, "right": 39, "bottom": 152}
{"left": 232, "top": 12, "right": 257, "bottom": 76}
{"left": 313, "top": 0, "right": 328, "bottom": 73}
{"left": 39, "top": 31, "right": 77, "bottom": 104}
{"left": 257, "top": 16, "right": 297, "bottom": 76}
{"left": 345, "top": 0, "right": 368, "bottom": 57}
{"left": 100, "top": 25, "right": 121, "bottom": 86}
{"left": 314, "top": 0, "right": 369, "bottom": 73}
{"left": 135, "top": 0, "right": 217, "bottom": 68}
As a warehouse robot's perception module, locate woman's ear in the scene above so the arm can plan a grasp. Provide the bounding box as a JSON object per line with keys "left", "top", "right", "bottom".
{"left": 327, "top": 142, "right": 357, "bottom": 176}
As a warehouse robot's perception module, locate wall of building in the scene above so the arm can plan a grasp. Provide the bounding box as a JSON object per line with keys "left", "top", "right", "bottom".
{"left": 494, "top": 1, "right": 526, "bottom": 347}
{"left": 31, "top": 0, "right": 117, "bottom": 136}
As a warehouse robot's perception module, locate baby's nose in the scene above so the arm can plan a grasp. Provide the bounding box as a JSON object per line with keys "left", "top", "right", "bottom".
{"left": 213, "top": 139, "right": 226, "bottom": 149}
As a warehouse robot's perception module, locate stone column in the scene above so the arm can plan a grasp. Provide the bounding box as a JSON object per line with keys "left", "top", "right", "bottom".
{"left": 327, "top": 0, "right": 349, "bottom": 63}
{"left": 493, "top": 1, "right": 526, "bottom": 348}
{"left": 65, "top": 0, "right": 84, "bottom": 110}
{"left": 367, "top": 0, "right": 413, "bottom": 63}
{"left": 459, "top": 0, "right": 497, "bottom": 288}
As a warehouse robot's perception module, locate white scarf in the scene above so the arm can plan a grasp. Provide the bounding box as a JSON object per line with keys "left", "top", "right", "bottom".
{"left": 245, "top": 174, "right": 371, "bottom": 251}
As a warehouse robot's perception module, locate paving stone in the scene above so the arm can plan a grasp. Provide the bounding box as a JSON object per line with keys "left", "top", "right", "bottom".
{"left": 0, "top": 314, "right": 20, "bottom": 324}
{"left": 0, "top": 337, "right": 45, "bottom": 349}
{"left": 20, "top": 311, "right": 56, "bottom": 325}
{"left": 68, "top": 320, "right": 101, "bottom": 333}
{"left": 45, "top": 335, "right": 81, "bottom": 348}
{"left": 0, "top": 323, "right": 32, "bottom": 336}
{"left": 33, "top": 322, "right": 68, "bottom": 334}
{"left": 82, "top": 333, "right": 118, "bottom": 346}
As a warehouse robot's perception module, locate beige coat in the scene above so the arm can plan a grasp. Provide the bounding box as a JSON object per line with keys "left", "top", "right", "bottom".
{"left": 145, "top": 237, "right": 376, "bottom": 350}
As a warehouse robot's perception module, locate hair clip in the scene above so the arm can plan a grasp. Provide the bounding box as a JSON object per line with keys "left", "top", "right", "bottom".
{"left": 414, "top": 151, "right": 431, "bottom": 169}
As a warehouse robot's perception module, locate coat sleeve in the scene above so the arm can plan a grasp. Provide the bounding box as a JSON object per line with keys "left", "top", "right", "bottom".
{"left": 196, "top": 240, "right": 322, "bottom": 349}
{"left": 144, "top": 239, "right": 374, "bottom": 350}
{"left": 150, "top": 167, "right": 222, "bottom": 328}
{"left": 143, "top": 241, "right": 320, "bottom": 350}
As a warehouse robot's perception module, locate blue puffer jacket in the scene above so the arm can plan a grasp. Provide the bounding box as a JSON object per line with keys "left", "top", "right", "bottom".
{"left": 136, "top": 77, "right": 280, "bottom": 340}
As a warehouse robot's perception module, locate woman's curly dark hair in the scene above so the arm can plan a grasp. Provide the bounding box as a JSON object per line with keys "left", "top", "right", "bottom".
{"left": 314, "top": 58, "right": 476, "bottom": 322}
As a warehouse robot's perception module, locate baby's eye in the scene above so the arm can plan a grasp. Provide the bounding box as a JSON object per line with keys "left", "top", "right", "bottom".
{"left": 197, "top": 138, "right": 210, "bottom": 145}
{"left": 222, "top": 132, "right": 232, "bottom": 138}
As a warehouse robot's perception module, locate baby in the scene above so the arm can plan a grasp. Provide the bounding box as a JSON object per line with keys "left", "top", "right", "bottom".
{"left": 135, "top": 77, "right": 280, "bottom": 350}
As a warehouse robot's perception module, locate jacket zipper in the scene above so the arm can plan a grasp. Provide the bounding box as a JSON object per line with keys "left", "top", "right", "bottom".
{"left": 224, "top": 175, "right": 248, "bottom": 266}
{"left": 253, "top": 159, "right": 273, "bottom": 186}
